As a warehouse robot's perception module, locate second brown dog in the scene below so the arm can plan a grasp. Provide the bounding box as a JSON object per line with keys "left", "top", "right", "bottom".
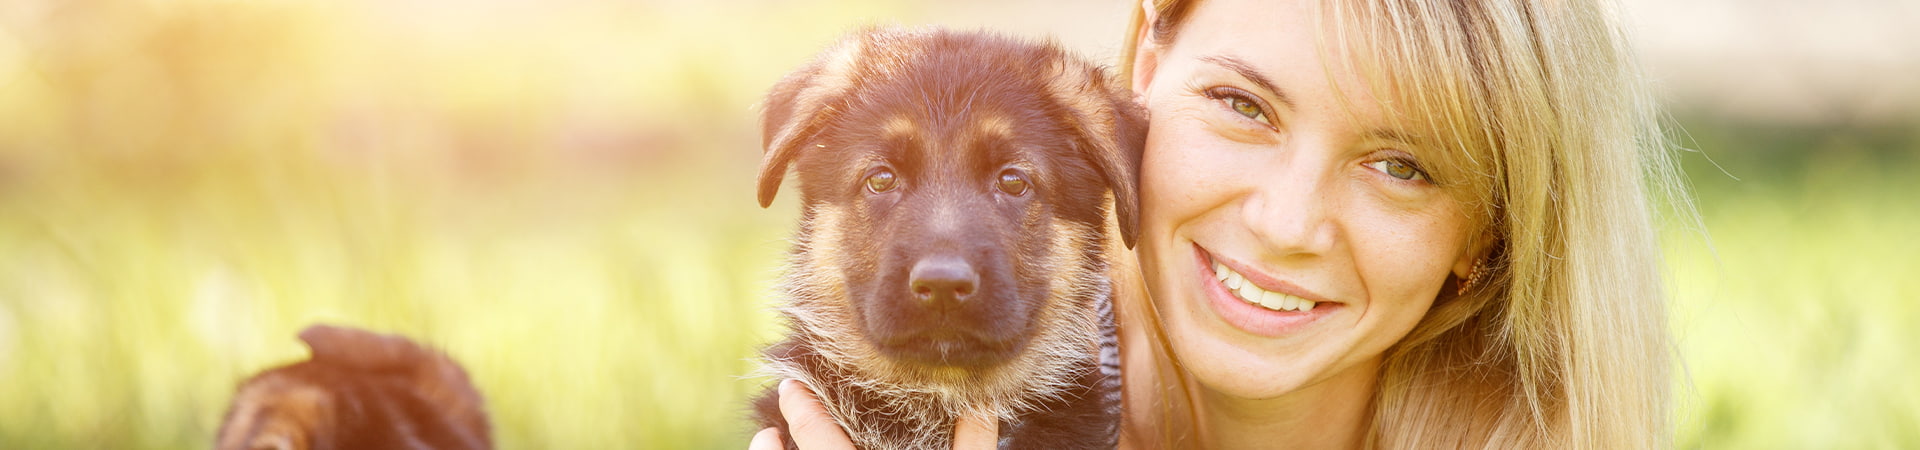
{"left": 216, "top": 325, "right": 491, "bottom": 450}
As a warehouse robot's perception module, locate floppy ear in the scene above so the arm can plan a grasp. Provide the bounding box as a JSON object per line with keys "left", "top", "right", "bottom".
{"left": 1105, "top": 85, "right": 1147, "bottom": 249}
{"left": 1051, "top": 62, "right": 1147, "bottom": 248}
{"left": 756, "top": 32, "right": 872, "bottom": 208}
{"left": 299, "top": 324, "right": 434, "bottom": 371}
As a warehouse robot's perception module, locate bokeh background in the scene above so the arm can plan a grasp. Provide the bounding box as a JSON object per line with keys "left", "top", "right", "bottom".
{"left": 0, "top": 0, "right": 1914, "bottom": 447}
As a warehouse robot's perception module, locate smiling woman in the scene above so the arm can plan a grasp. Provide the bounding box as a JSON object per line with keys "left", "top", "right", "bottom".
{"left": 1116, "top": 0, "right": 1688, "bottom": 447}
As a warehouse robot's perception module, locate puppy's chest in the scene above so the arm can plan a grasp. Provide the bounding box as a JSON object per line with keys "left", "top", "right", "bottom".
{"left": 767, "top": 295, "right": 1121, "bottom": 450}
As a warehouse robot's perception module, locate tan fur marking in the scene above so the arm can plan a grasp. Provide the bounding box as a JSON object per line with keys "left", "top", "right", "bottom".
{"left": 218, "top": 375, "right": 332, "bottom": 450}
{"left": 883, "top": 115, "right": 920, "bottom": 139}
{"left": 790, "top": 203, "right": 861, "bottom": 365}
{"left": 972, "top": 115, "right": 1016, "bottom": 141}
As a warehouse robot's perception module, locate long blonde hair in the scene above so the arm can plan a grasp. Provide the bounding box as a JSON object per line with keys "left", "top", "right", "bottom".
{"left": 1119, "top": 0, "right": 1688, "bottom": 447}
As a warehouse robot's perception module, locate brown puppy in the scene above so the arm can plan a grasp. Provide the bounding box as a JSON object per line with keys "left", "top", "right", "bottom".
{"left": 752, "top": 26, "right": 1143, "bottom": 449}
{"left": 216, "top": 325, "right": 492, "bottom": 450}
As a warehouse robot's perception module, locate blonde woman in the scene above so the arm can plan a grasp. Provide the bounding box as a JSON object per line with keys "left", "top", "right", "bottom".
{"left": 755, "top": 0, "right": 1687, "bottom": 447}
{"left": 1117, "top": 0, "right": 1685, "bottom": 446}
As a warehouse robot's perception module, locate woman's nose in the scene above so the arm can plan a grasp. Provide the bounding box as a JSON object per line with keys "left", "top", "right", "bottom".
{"left": 1242, "top": 155, "right": 1339, "bottom": 257}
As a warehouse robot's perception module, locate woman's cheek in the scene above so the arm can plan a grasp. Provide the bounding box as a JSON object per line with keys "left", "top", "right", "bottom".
{"left": 1144, "top": 117, "right": 1239, "bottom": 199}
{"left": 1350, "top": 206, "right": 1462, "bottom": 317}
{"left": 1138, "top": 117, "right": 1202, "bottom": 219}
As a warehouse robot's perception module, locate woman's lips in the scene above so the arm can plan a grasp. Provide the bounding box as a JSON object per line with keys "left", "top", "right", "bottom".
{"left": 1192, "top": 243, "right": 1338, "bottom": 338}
{"left": 1212, "top": 259, "right": 1320, "bottom": 312}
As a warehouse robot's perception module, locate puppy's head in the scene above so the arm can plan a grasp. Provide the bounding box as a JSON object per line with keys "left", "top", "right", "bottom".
{"left": 758, "top": 27, "right": 1143, "bottom": 399}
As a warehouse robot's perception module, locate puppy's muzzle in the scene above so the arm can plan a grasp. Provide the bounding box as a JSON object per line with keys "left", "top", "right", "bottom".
{"left": 909, "top": 255, "right": 978, "bottom": 309}
{"left": 870, "top": 242, "right": 1027, "bottom": 369}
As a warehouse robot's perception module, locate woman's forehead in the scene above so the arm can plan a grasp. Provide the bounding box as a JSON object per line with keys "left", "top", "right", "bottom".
{"left": 1166, "top": 0, "right": 1489, "bottom": 190}
{"left": 1172, "top": 0, "right": 1398, "bottom": 122}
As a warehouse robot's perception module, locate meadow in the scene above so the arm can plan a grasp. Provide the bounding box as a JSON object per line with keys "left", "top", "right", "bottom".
{"left": 0, "top": 0, "right": 1914, "bottom": 448}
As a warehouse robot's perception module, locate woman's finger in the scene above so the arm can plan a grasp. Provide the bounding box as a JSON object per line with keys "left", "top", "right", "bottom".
{"left": 777, "top": 379, "right": 856, "bottom": 450}
{"left": 748, "top": 427, "right": 784, "bottom": 450}
{"left": 951, "top": 412, "right": 1000, "bottom": 449}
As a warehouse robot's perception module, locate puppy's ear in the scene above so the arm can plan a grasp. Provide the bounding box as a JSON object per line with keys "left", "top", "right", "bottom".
{"left": 756, "top": 31, "right": 874, "bottom": 208}
{"left": 1051, "top": 62, "right": 1147, "bottom": 248}
{"left": 1106, "top": 88, "right": 1147, "bottom": 249}
{"left": 299, "top": 324, "right": 435, "bottom": 372}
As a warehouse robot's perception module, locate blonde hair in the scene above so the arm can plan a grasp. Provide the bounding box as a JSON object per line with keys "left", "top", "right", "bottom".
{"left": 1120, "top": 0, "right": 1688, "bottom": 447}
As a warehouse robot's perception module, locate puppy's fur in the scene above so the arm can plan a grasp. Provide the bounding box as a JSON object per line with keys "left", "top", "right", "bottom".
{"left": 752, "top": 27, "right": 1143, "bottom": 449}
{"left": 216, "top": 325, "right": 492, "bottom": 450}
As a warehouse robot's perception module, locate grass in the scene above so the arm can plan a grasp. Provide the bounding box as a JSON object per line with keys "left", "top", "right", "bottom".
{"left": 0, "top": 132, "right": 802, "bottom": 448}
{"left": 1666, "top": 121, "right": 1920, "bottom": 448}
{"left": 0, "top": 0, "right": 1914, "bottom": 447}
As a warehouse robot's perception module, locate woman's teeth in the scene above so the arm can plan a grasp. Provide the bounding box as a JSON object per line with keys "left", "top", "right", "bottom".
{"left": 1213, "top": 261, "right": 1316, "bottom": 312}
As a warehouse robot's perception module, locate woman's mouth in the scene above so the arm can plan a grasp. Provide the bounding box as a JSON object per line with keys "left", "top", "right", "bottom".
{"left": 1192, "top": 243, "right": 1338, "bottom": 337}
{"left": 1211, "top": 258, "right": 1318, "bottom": 312}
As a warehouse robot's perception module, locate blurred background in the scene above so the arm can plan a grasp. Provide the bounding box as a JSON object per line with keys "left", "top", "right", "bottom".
{"left": 0, "top": 0, "right": 1913, "bottom": 447}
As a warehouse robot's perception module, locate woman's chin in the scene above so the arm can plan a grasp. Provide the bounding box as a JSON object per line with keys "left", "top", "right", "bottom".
{"left": 1158, "top": 293, "right": 1337, "bottom": 400}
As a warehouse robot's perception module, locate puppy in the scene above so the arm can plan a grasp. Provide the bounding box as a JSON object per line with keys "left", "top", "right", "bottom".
{"left": 751, "top": 26, "right": 1143, "bottom": 449}
{"left": 216, "top": 325, "right": 492, "bottom": 450}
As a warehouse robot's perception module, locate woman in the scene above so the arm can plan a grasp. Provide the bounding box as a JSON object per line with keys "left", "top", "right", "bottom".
{"left": 756, "top": 0, "right": 1686, "bottom": 447}
{"left": 1117, "top": 0, "right": 1684, "bottom": 446}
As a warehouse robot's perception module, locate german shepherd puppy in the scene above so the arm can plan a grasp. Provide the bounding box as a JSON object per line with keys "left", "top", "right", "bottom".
{"left": 215, "top": 325, "right": 492, "bottom": 450}
{"left": 751, "top": 27, "right": 1143, "bottom": 449}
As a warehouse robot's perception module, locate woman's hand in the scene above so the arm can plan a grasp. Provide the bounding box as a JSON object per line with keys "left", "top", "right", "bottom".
{"left": 750, "top": 379, "right": 852, "bottom": 450}
{"left": 748, "top": 379, "right": 1000, "bottom": 450}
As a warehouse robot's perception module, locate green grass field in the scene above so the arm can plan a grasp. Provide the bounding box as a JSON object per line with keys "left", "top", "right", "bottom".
{"left": 1664, "top": 121, "right": 1920, "bottom": 448}
{"left": 1, "top": 1, "right": 1914, "bottom": 448}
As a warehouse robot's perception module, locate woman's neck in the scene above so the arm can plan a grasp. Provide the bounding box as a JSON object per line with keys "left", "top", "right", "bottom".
{"left": 1191, "top": 356, "right": 1380, "bottom": 449}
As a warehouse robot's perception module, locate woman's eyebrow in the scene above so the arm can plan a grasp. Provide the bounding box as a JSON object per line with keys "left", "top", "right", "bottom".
{"left": 1365, "top": 129, "right": 1423, "bottom": 147}
{"left": 1199, "top": 54, "right": 1294, "bottom": 110}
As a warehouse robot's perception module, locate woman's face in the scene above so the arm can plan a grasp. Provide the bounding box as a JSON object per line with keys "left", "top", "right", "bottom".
{"left": 1131, "top": 0, "right": 1479, "bottom": 400}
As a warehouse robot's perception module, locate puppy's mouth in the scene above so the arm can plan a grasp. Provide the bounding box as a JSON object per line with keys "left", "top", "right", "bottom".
{"left": 875, "top": 331, "right": 1020, "bottom": 369}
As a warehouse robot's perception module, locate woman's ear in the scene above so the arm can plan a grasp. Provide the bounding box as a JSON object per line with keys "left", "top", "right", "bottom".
{"left": 1453, "top": 233, "right": 1500, "bottom": 279}
{"left": 1130, "top": 0, "right": 1162, "bottom": 95}
{"left": 1451, "top": 251, "right": 1477, "bottom": 280}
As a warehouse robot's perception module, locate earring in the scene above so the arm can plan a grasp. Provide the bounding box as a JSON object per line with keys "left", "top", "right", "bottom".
{"left": 1457, "top": 258, "right": 1485, "bottom": 296}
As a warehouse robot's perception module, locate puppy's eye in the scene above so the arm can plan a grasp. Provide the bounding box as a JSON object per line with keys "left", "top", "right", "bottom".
{"left": 996, "top": 170, "right": 1028, "bottom": 196}
{"left": 866, "top": 169, "right": 898, "bottom": 193}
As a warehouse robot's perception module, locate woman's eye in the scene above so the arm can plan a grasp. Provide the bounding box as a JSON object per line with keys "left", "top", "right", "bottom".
{"left": 1365, "top": 159, "right": 1427, "bottom": 181}
{"left": 1204, "top": 87, "right": 1272, "bottom": 127}
{"left": 865, "top": 169, "right": 897, "bottom": 193}
{"left": 996, "top": 170, "right": 1029, "bottom": 196}
{"left": 1226, "top": 96, "right": 1263, "bottom": 120}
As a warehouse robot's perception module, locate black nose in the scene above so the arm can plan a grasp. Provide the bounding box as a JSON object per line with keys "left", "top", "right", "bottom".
{"left": 909, "top": 255, "right": 978, "bottom": 307}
